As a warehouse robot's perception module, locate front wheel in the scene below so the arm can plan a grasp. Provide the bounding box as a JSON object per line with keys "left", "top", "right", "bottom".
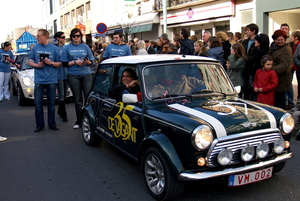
{"left": 17, "top": 84, "right": 27, "bottom": 106}
{"left": 273, "top": 161, "right": 286, "bottom": 174}
{"left": 143, "top": 147, "right": 185, "bottom": 201}
{"left": 81, "top": 112, "right": 102, "bottom": 146}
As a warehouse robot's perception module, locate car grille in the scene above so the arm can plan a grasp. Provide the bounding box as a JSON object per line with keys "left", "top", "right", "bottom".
{"left": 206, "top": 129, "right": 282, "bottom": 167}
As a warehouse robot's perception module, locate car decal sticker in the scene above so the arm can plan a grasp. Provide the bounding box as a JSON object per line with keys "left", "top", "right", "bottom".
{"left": 168, "top": 103, "right": 227, "bottom": 138}
{"left": 239, "top": 99, "right": 276, "bottom": 129}
{"left": 108, "top": 102, "right": 138, "bottom": 143}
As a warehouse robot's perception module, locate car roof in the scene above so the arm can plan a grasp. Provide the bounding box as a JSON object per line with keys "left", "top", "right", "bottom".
{"left": 100, "top": 54, "right": 218, "bottom": 65}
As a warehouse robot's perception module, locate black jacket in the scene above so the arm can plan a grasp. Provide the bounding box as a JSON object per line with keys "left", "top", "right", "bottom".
{"left": 179, "top": 38, "right": 194, "bottom": 55}
{"left": 222, "top": 40, "right": 231, "bottom": 67}
{"left": 147, "top": 46, "right": 155, "bottom": 54}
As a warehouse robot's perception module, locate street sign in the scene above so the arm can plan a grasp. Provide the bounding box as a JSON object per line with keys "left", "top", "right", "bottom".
{"left": 96, "top": 23, "right": 107, "bottom": 34}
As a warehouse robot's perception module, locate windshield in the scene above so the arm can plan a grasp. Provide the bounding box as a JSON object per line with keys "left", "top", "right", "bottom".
{"left": 143, "top": 63, "right": 235, "bottom": 100}
{"left": 20, "top": 55, "right": 33, "bottom": 70}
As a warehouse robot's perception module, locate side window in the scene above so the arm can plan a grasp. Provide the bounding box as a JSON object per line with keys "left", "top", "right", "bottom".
{"left": 94, "top": 64, "right": 113, "bottom": 95}
{"left": 117, "top": 66, "right": 139, "bottom": 84}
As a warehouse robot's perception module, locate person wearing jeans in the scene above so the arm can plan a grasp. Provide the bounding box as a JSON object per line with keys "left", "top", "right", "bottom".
{"left": 67, "top": 74, "right": 93, "bottom": 127}
{"left": 28, "top": 29, "right": 61, "bottom": 132}
{"left": 0, "top": 42, "right": 14, "bottom": 101}
{"left": 54, "top": 31, "right": 68, "bottom": 122}
{"left": 61, "top": 28, "right": 94, "bottom": 129}
{"left": 34, "top": 83, "right": 57, "bottom": 130}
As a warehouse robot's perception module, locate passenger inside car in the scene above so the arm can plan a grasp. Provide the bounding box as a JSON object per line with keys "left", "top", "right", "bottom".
{"left": 108, "top": 68, "right": 141, "bottom": 101}
{"left": 147, "top": 65, "right": 206, "bottom": 98}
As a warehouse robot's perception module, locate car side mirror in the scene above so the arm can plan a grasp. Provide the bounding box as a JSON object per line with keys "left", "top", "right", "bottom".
{"left": 234, "top": 86, "right": 241, "bottom": 94}
{"left": 10, "top": 66, "right": 17, "bottom": 70}
{"left": 122, "top": 94, "right": 138, "bottom": 103}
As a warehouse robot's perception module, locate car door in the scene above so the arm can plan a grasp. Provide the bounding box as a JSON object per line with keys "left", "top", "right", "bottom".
{"left": 99, "top": 65, "right": 144, "bottom": 159}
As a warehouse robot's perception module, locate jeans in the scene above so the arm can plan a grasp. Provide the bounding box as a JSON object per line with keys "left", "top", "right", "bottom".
{"left": 285, "top": 70, "right": 294, "bottom": 106}
{"left": 34, "top": 83, "right": 57, "bottom": 129}
{"left": 57, "top": 79, "right": 68, "bottom": 101}
{"left": 67, "top": 74, "right": 93, "bottom": 124}
{"left": 0, "top": 72, "right": 11, "bottom": 100}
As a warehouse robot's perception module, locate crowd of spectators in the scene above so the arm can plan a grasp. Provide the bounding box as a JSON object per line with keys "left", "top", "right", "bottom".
{"left": 1, "top": 22, "right": 299, "bottom": 140}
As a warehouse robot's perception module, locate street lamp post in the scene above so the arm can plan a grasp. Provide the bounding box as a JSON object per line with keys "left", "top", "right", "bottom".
{"left": 163, "top": 0, "right": 167, "bottom": 33}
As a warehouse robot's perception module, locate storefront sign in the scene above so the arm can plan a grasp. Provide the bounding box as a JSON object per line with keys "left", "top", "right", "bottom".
{"left": 186, "top": 8, "right": 194, "bottom": 19}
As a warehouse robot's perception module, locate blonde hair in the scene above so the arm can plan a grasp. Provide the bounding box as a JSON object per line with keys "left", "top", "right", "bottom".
{"left": 215, "top": 31, "right": 227, "bottom": 42}
{"left": 137, "top": 40, "right": 146, "bottom": 49}
{"left": 226, "top": 32, "right": 236, "bottom": 44}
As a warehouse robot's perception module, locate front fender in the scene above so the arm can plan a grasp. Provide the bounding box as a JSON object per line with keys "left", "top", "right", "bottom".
{"left": 140, "top": 132, "right": 184, "bottom": 179}
{"left": 80, "top": 105, "right": 96, "bottom": 129}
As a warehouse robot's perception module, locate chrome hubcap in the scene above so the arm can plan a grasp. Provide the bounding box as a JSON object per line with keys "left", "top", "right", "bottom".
{"left": 82, "top": 116, "right": 91, "bottom": 142}
{"left": 144, "top": 154, "right": 165, "bottom": 195}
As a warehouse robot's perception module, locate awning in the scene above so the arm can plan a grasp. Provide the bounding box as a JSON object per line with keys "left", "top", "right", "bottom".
{"left": 129, "top": 23, "right": 152, "bottom": 33}
{"left": 106, "top": 29, "right": 123, "bottom": 35}
{"left": 92, "top": 33, "right": 106, "bottom": 37}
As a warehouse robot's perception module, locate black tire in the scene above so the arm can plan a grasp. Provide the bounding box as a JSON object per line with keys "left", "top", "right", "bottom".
{"left": 11, "top": 79, "right": 17, "bottom": 96}
{"left": 143, "top": 147, "right": 185, "bottom": 201}
{"left": 17, "top": 84, "right": 27, "bottom": 106}
{"left": 273, "top": 161, "right": 286, "bottom": 174}
{"left": 81, "top": 112, "right": 102, "bottom": 146}
{"left": 295, "top": 130, "right": 300, "bottom": 141}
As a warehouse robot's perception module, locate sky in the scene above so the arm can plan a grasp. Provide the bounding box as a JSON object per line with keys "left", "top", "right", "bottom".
{"left": 0, "top": 0, "right": 42, "bottom": 42}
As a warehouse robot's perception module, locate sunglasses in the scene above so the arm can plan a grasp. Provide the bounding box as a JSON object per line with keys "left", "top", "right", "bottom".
{"left": 72, "top": 35, "right": 81, "bottom": 38}
{"left": 59, "top": 36, "right": 66, "bottom": 39}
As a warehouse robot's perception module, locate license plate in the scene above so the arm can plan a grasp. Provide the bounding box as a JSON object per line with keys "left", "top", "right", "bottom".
{"left": 228, "top": 167, "right": 273, "bottom": 186}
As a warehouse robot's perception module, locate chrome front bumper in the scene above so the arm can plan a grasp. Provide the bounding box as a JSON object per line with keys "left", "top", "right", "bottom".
{"left": 179, "top": 152, "right": 293, "bottom": 181}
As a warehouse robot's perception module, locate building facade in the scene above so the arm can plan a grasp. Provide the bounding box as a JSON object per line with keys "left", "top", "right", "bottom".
{"left": 40, "top": 0, "right": 300, "bottom": 45}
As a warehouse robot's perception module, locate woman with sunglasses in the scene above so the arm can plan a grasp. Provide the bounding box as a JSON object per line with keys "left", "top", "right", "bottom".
{"left": 61, "top": 28, "right": 94, "bottom": 129}
{"left": 54, "top": 31, "right": 68, "bottom": 122}
{"left": 0, "top": 42, "right": 14, "bottom": 102}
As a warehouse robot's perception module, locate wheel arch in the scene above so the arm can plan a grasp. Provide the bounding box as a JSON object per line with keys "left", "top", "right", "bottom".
{"left": 138, "top": 132, "right": 184, "bottom": 179}
{"left": 80, "top": 105, "right": 96, "bottom": 129}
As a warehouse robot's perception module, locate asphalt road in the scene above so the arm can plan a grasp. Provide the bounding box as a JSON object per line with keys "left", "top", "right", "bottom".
{"left": 0, "top": 96, "right": 299, "bottom": 201}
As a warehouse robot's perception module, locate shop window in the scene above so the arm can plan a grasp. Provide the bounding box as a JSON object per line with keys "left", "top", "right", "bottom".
{"left": 241, "top": 10, "right": 253, "bottom": 25}
{"left": 215, "top": 22, "right": 230, "bottom": 33}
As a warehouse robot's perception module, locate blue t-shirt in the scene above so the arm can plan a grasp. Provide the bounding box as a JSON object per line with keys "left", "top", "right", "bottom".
{"left": 57, "top": 45, "right": 67, "bottom": 80}
{"left": 29, "top": 43, "right": 60, "bottom": 84}
{"left": 61, "top": 43, "right": 94, "bottom": 75}
{"left": 103, "top": 43, "right": 132, "bottom": 58}
{"left": 0, "top": 49, "right": 14, "bottom": 73}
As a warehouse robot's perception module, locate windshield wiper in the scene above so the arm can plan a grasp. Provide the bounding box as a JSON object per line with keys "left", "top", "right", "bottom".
{"left": 150, "top": 94, "right": 186, "bottom": 100}
{"left": 191, "top": 89, "right": 227, "bottom": 96}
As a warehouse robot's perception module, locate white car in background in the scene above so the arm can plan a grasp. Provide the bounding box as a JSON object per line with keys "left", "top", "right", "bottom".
{"left": 10, "top": 54, "right": 72, "bottom": 106}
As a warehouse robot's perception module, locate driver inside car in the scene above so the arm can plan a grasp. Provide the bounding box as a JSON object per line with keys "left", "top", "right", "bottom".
{"left": 108, "top": 68, "right": 141, "bottom": 101}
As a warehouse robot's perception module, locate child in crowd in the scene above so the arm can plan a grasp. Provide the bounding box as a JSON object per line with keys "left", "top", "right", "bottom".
{"left": 253, "top": 55, "right": 278, "bottom": 105}
{"left": 226, "top": 43, "right": 247, "bottom": 97}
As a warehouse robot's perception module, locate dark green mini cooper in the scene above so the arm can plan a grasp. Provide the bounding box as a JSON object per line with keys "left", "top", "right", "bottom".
{"left": 80, "top": 54, "right": 294, "bottom": 201}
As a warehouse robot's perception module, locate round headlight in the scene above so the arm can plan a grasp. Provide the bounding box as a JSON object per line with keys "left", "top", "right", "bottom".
{"left": 192, "top": 125, "right": 213, "bottom": 150}
{"left": 217, "top": 148, "right": 233, "bottom": 166}
{"left": 241, "top": 144, "right": 255, "bottom": 162}
{"left": 256, "top": 142, "right": 269, "bottom": 159}
{"left": 23, "top": 76, "right": 32, "bottom": 87}
{"left": 280, "top": 113, "right": 294, "bottom": 134}
{"left": 274, "top": 138, "right": 285, "bottom": 154}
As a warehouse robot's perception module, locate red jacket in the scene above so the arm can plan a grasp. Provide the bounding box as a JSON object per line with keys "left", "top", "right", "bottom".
{"left": 253, "top": 69, "right": 278, "bottom": 105}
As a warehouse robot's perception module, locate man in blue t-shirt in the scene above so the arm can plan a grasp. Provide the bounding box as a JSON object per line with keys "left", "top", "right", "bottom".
{"left": 103, "top": 32, "right": 132, "bottom": 59}
{"left": 28, "top": 29, "right": 61, "bottom": 132}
